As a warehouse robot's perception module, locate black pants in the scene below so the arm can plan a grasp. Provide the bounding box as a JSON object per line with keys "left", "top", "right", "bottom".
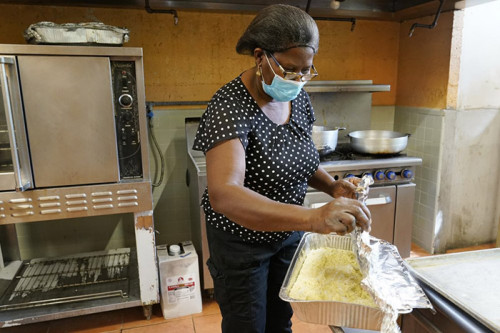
{"left": 206, "top": 224, "right": 303, "bottom": 333}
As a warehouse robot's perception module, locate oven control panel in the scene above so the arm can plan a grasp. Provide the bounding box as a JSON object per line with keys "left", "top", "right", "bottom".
{"left": 329, "top": 166, "right": 417, "bottom": 185}
{"left": 111, "top": 61, "right": 143, "bottom": 179}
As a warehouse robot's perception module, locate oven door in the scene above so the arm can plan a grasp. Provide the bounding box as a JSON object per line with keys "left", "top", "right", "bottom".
{"left": 0, "top": 56, "right": 33, "bottom": 191}
{"left": 16, "top": 55, "right": 120, "bottom": 188}
{"left": 304, "top": 186, "right": 396, "bottom": 244}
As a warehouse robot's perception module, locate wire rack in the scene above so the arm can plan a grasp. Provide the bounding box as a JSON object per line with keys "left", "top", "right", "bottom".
{"left": 0, "top": 249, "right": 130, "bottom": 311}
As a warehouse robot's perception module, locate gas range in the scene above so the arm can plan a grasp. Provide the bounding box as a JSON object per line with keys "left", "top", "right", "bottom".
{"left": 319, "top": 144, "right": 422, "bottom": 186}
{"left": 309, "top": 143, "right": 422, "bottom": 258}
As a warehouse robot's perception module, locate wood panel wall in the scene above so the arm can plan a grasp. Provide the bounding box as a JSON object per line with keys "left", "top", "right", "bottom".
{"left": 0, "top": 4, "right": 403, "bottom": 105}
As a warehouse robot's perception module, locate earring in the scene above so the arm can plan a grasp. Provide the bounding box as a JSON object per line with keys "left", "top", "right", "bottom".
{"left": 256, "top": 66, "right": 262, "bottom": 76}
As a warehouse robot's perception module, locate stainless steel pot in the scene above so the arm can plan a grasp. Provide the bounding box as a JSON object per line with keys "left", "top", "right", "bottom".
{"left": 348, "top": 130, "right": 410, "bottom": 154}
{"left": 312, "top": 126, "right": 345, "bottom": 156}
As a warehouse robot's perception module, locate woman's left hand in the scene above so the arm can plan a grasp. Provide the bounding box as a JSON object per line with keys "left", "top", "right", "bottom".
{"left": 330, "top": 178, "right": 360, "bottom": 199}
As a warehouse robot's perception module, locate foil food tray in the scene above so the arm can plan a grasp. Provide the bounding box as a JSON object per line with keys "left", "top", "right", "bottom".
{"left": 24, "top": 22, "right": 129, "bottom": 46}
{"left": 279, "top": 233, "right": 384, "bottom": 330}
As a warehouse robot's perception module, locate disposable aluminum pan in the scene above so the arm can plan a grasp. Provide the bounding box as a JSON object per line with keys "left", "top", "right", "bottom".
{"left": 279, "top": 233, "right": 384, "bottom": 330}
{"left": 24, "top": 22, "right": 129, "bottom": 46}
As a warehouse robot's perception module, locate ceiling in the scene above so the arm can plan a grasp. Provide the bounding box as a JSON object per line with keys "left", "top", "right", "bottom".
{"left": 0, "top": 0, "right": 465, "bottom": 21}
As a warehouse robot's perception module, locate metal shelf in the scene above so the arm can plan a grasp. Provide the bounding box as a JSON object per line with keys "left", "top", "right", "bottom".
{"left": 304, "top": 80, "right": 391, "bottom": 93}
{"left": 0, "top": 248, "right": 141, "bottom": 327}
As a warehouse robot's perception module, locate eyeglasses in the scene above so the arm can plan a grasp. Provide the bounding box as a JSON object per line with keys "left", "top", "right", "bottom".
{"left": 265, "top": 51, "right": 318, "bottom": 82}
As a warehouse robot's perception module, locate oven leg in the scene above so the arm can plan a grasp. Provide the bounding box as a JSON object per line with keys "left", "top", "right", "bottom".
{"left": 134, "top": 211, "right": 160, "bottom": 311}
{"left": 143, "top": 304, "right": 153, "bottom": 320}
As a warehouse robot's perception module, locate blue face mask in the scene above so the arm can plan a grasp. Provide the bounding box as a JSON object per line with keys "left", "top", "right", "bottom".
{"left": 262, "top": 74, "right": 306, "bottom": 102}
{"left": 261, "top": 54, "right": 306, "bottom": 102}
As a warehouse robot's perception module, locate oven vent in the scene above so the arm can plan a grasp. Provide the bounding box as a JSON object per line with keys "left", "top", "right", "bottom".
{"left": 0, "top": 249, "right": 130, "bottom": 311}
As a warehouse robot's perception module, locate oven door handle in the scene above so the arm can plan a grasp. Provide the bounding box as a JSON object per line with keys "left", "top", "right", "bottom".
{"left": 365, "top": 196, "right": 392, "bottom": 206}
{"left": 0, "top": 57, "right": 33, "bottom": 191}
{"left": 306, "top": 195, "right": 392, "bottom": 208}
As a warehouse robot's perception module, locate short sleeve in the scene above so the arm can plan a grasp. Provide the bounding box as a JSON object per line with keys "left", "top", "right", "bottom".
{"left": 193, "top": 80, "right": 254, "bottom": 153}
{"left": 302, "top": 91, "right": 316, "bottom": 126}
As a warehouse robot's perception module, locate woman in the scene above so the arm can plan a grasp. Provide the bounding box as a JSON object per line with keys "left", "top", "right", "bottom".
{"left": 193, "top": 4, "right": 371, "bottom": 333}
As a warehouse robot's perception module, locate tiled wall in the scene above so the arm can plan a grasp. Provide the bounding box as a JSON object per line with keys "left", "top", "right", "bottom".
{"left": 394, "top": 106, "right": 444, "bottom": 253}
{"left": 148, "top": 107, "right": 206, "bottom": 246}
{"left": 371, "top": 106, "right": 395, "bottom": 131}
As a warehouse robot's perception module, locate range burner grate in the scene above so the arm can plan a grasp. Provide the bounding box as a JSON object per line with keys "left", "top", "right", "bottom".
{"left": 320, "top": 143, "right": 406, "bottom": 162}
{"left": 0, "top": 249, "right": 130, "bottom": 311}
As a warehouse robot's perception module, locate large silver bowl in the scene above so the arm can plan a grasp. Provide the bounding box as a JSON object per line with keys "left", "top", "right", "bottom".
{"left": 348, "top": 130, "right": 409, "bottom": 154}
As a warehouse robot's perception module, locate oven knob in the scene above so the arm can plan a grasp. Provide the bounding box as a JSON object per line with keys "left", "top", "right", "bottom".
{"left": 362, "top": 172, "right": 373, "bottom": 179}
{"left": 402, "top": 169, "right": 414, "bottom": 179}
{"left": 386, "top": 170, "right": 396, "bottom": 180}
{"left": 119, "top": 94, "right": 133, "bottom": 107}
{"left": 122, "top": 111, "right": 133, "bottom": 122}
{"left": 344, "top": 173, "right": 355, "bottom": 179}
{"left": 375, "top": 170, "right": 385, "bottom": 181}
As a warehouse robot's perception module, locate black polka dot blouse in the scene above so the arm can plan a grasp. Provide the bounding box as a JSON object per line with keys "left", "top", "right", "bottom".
{"left": 193, "top": 76, "right": 320, "bottom": 243}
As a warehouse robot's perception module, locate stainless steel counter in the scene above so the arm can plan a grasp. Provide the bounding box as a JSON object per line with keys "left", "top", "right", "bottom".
{"left": 405, "top": 249, "right": 500, "bottom": 332}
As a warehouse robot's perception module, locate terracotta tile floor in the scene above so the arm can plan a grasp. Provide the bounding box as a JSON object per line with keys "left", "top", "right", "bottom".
{"left": 2, "top": 242, "right": 495, "bottom": 333}
{"left": 410, "top": 241, "right": 496, "bottom": 257}
{"left": 1, "top": 295, "right": 333, "bottom": 333}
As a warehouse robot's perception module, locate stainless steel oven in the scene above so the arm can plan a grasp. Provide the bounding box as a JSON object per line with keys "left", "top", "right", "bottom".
{"left": 303, "top": 144, "right": 422, "bottom": 258}
{"left": 0, "top": 44, "right": 153, "bottom": 222}
{"left": 0, "top": 44, "right": 158, "bottom": 327}
{"left": 0, "top": 45, "right": 146, "bottom": 193}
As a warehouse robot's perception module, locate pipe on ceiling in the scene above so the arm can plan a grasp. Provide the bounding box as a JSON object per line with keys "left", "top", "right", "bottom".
{"left": 305, "top": 0, "right": 356, "bottom": 31}
{"left": 145, "top": 0, "right": 179, "bottom": 25}
{"left": 408, "top": 0, "right": 445, "bottom": 37}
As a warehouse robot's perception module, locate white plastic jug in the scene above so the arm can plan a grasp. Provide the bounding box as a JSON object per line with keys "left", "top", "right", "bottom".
{"left": 157, "top": 241, "right": 202, "bottom": 319}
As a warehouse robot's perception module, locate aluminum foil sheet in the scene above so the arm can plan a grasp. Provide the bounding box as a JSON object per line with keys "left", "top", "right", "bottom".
{"left": 356, "top": 233, "right": 434, "bottom": 332}
{"left": 355, "top": 174, "right": 433, "bottom": 332}
{"left": 24, "top": 22, "right": 129, "bottom": 45}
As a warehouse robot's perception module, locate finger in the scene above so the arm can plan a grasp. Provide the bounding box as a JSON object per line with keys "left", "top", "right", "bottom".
{"left": 352, "top": 205, "right": 371, "bottom": 232}
{"left": 345, "top": 182, "right": 358, "bottom": 199}
{"left": 334, "top": 223, "right": 348, "bottom": 235}
{"left": 363, "top": 219, "right": 372, "bottom": 233}
{"left": 359, "top": 202, "right": 371, "bottom": 221}
{"left": 336, "top": 228, "right": 347, "bottom": 236}
{"left": 336, "top": 199, "right": 371, "bottom": 231}
{"left": 323, "top": 212, "right": 349, "bottom": 235}
{"left": 346, "top": 177, "right": 361, "bottom": 186}
{"left": 338, "top": 179, "right": 357, "bottom": 199}
{"left": 338, "top": 212, "right": 356, "bottom": 233}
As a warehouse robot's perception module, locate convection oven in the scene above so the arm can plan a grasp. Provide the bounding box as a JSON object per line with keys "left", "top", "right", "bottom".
{"left": 0, "top": 44, "right": 158, "bottom": 327}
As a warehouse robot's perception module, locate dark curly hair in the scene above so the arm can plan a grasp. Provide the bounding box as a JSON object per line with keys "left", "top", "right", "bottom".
{"left": 236, "top": 4, "right": 319, "bottom": 55}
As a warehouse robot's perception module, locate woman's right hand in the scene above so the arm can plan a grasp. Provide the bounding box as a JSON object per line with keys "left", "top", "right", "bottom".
{"left": 310, "top": 197, "right": 371, "bottom": 235}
